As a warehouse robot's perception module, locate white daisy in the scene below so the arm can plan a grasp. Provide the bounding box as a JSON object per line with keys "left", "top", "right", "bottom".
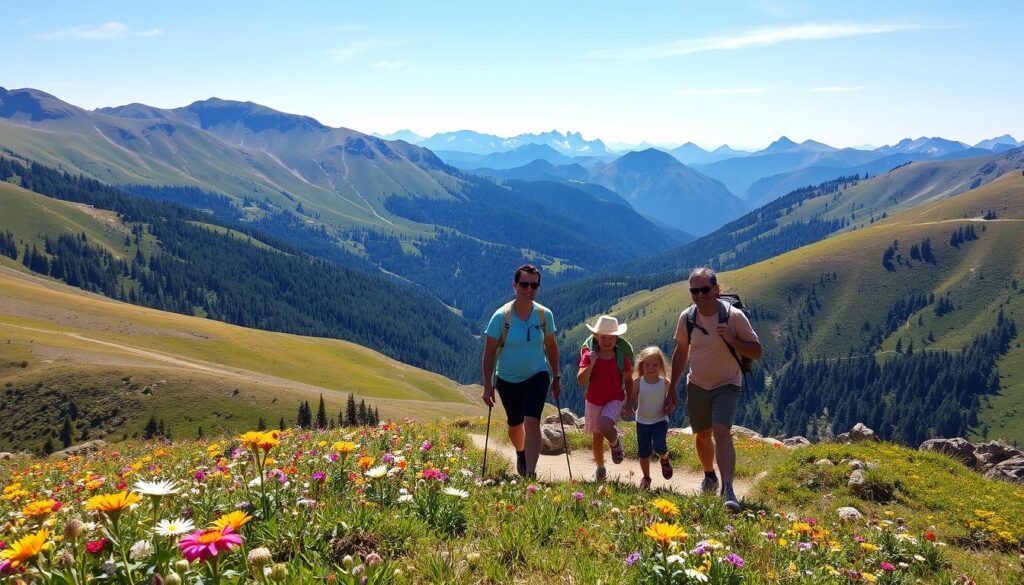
{"left": 442, "top": 487, "right": 469, "bottom": 499}
{"left": 129, "top": 539, "right": 153, "bottom": 561}
{"left": 133, "top": 479, "right": 179, "bottom": 497}
{"left": 154, "top": 517, "right": 195, "bottom": 536}
{"left": 364, "top": 465, "right": 388, "bottom": 479}
{"left": 397, "top": 494, "right": 413, "bottom": 504}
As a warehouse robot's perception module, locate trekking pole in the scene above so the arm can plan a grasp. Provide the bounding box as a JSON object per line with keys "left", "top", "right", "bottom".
{"left": 481, "top": 405, "right": 492, "bottom": 477}
{"left": 554, "top": 392, "right": 573, "bottom": 481}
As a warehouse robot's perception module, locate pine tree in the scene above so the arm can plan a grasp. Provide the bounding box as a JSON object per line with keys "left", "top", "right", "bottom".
{"left": 374, "top": 407, "right": 381, "bottom": 426}
{"left": 358, "top": 399, "right": 368, "bottom": 425}
{"left": 316, "top": 394, "right": 327, "bottom": 429}
{"left": 43, "top": 437, "right": 55, "bottom": 455}
{"left": 257, "top": 417, "right": 267, "bottom": 431}
{"left": 144, "top": 415, "right": 159, "bottom": 440}
{"left": 346, "top": 393, "right": 358, "bottom": 426}
{"left": 197, "top": 426, "right": 204, "bottom": 439}
{"left": 279, "top": 416, "right": 286, "bottom": 431}
{"left": 60, "top": 415, "right": 74, "bottom": 448}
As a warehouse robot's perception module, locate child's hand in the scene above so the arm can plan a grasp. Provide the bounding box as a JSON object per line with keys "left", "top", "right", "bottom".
{"left": 621, "top": 403, "right": 634, "bottom": 419}
{"left": 662, "top": 399, "right": 675, "bottom": 415}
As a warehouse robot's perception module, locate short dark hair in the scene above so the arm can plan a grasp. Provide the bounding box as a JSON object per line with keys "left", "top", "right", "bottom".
{"left": 514, "top": 264, "right": 541, "bottom": 284}
{"left": 688, "top": 267, "right": 717, "bottom": 286}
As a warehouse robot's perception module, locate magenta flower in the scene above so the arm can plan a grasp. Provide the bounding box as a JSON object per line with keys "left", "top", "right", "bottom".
{"left": 420, "top": 441, "right": 432, "bottom": 452}
{"left": 881, "top": 562, "right": 896, "bottom": 571}
{"left": 725, "top": 553, "right": 745, "bottom": 568}
{"left": 312, "top": 471, "right": 326, "bottom": 482}
{"left": 177, "top": 526, "right": 243, "bottom": 563}
{"left": 527, "top": 484, "right": 539, "bottom": 494}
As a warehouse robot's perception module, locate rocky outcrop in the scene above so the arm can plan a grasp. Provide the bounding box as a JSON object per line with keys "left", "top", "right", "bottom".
{"left": 917, "top": 437, "right": 1024, "bottom": 484}
{"left": 783, "top": 436, "right": 811, "bottom": 448}
{"left": 984, "top": 456, "right": 1024, "bottom": 483}
{"left": 973, "top": 441, "right": 1019, "bottom": 470}
{"left": 539, "top": 424, "right": 569, "bottom": 455}
{"left": 50, "top": 440, "right": 108, "bottom": 459}
{"left": 544, "top": 408, "right": 584, "bottom": 429}
{"left": 849, "top": 423, "right": 877, "bottom": 442}
{"left": 919, "top": 438, "right": 977, "bottom": 466}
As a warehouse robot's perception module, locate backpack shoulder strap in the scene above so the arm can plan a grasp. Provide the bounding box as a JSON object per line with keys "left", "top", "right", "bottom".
{"left": 532, "top": 301, "right": 549, "bottom": 336}
{"left": 717, "top": 299, "right": 731, "bottom": 324}
{"left": 495, "top": 301, "right": 516, "bottom": 352}
{"left": 684, "top": 304, "right": 699, "bottom": 342}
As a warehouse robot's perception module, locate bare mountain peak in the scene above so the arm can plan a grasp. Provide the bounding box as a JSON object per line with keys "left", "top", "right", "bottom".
{"left": 0, "top": 86, "right": 79, "bottom": 122}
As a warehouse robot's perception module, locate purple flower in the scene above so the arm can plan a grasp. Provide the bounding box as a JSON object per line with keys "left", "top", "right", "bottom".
{"left": 382, "top": 453, "right": 395, "bottom": 463}
{"left": 725, "top": 553, "right": 745, "bottom": 568}
{"left": 797, "top": 542, "right": 813, "bottom": 551}
{"left": 725, "top": 524, "right": 735, "bottom": 533}
{"left": 690, "top": 545, "right": 708, "bottom": 556}
{"left": 527, "top": 484, "right": 539, "bottom": 494}
{"left": 193, "top": 470, "right": 207, "bottom": 482}
{"left": 313, "top": 471, "right": 326, "bottom": 482}
{"left": 328, "top": 453, "right": 340, "bottom": 463}
{"left": 572, "top": 491, "right": 585, "bottom": 501}
{"left": 880, "top": 562, "right": 896, "bottom": 572}
{"left": 625, "top": 552, "right": 642, "bottom": 566}
{"left": 420, "top": 441, "right": 432, "bottom": 452}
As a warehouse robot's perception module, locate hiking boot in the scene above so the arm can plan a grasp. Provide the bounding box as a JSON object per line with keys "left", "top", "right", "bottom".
{"left": 660, "top": 457, "right": 673, "bottom": 480}
{"left": 610, "top": 439, "right": 625, "bottom": 465}
{"left": 516, "top": 451, "right": 527, "bottom": 477}
{"left": 722, "top": 485, "right": 740, "bottom": 513}
{"left": 639, "top": 476, "right": 652, "bottom": 490}
{"left": 593, "top": 466, "right": 607, "bottom": 482}
{"left": 699, "top": 474, "right": 718, "bottom": 495}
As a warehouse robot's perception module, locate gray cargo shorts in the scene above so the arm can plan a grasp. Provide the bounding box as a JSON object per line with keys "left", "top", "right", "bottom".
{"left": 686, "top": 383, "right": 741, "bottom": 433}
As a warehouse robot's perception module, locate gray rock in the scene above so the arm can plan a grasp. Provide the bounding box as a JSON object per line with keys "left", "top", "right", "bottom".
{"left": 973, "top": 441, "right": 1021, "bottom": 471}
{"left": 539, "top": 423, "right": 569, "bottom": 455}
{"left": 814, "top": 458, "right": 834, "bottom": 467}
{"left": 849, "top": 423, "right": 876, "bottom": 442}
{"left": 984, "top": 456, "right": 1024, "bottom": 483}
{"left": 919, "top": 438, "right": 977, "bottom": 467}
{"left": 731, "top": 426, "right": 763, "bottom": 440}
{"left": 835, "top": 432, "right": 851, "bottom": 444}
{"left": 50, "top": 440, "right": 108, "bottom": 459}
{"left": 849, "top": 460, "right": 865, "bottom": 470}
{"left": 848, "top": 469, "right": 867, "bottom": 489}
{"left": 761, "top": 437, "right": 785, "bottom": 447}
{"left": 784, "top": 436, "right": 811, "bottom": 448}
{"left": 544, "top": 408, "right": 584, "bottom": 429}
{"left": 0, "top": 452, "right": 12, "bottom": 460}
{"left": 864, "top": 462, "right": 878, "bottom": 470}
{"left": 837, "top": 506, "right": 863, "bottom": 521}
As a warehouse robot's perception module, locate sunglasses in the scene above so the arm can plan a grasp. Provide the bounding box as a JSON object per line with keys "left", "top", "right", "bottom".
{"left": 689, "top": 286, "right": 713, "bottom": 295}
{"left": 517, "top": 281, "right": 540, "bottom": 290}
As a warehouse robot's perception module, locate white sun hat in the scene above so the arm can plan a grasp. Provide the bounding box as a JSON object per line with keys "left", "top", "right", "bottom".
{"left": 585, "top": 315, "right": 628, "bottom": 336}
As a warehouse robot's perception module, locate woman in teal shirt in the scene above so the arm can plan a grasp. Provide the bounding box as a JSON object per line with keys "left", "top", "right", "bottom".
{"left": 481, "top": 264, "right": 561, "bottom": 479}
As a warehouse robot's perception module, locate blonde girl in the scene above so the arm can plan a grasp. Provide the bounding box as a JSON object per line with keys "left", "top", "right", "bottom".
{"left": 626, "top": 346, "right": 674, "bottom": 490}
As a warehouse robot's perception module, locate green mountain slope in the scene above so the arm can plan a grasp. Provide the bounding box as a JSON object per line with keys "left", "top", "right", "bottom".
{"left": 572, "top": 171, "right": 1024, "bottom": 443}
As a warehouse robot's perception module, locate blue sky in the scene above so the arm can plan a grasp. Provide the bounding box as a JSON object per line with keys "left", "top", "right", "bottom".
{"left": 3, "top": 1, "right": 1022, "bottom": 149}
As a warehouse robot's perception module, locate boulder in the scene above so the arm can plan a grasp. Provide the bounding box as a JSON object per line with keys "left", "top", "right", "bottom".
{"left": 973, "top": 441, "right": 1021, "bottom": 471}
{"left": 849, "top": 423, "right": 876, "bottom": 442}
{"left": 731, "top": 426, "right": 763, "bottom": 440}
{"left": 984, "top": 456, "right": 1024, "bottom": 483}
{"left": 919, "top": 438, "right": 977, "bottom": 467}
{"left": 544, "top": 408, "right": 584, "bottom": 429}
{"left": 848, "top": 460, "right": 865, "bottom": 471}
{"left": 784, "top": 436, "right": 811, "bottom": 448}
{"left": 848, "top": 469, "right": 867, "bottom": 491}
{"left": 50, "top": 439, "right": 108, "bottom": 459}
{"left": 814, "top": 458, "right": 834, "bottom": 467}
{"left": 0, "top": 452, "right": 12, "bottom": 460}
{"left": 539, "top": 423, "right": 569, "bottom": 455}
{"left": 835, "top": 433, "right": 851, "bottom": 444}
{"left": 836, "top": 506, "right": 863, "bottom": 521}
{"left": 760, "top": 437, "right": 784, "bottom": 447}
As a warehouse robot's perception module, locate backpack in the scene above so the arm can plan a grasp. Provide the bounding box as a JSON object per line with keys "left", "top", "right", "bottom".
{"left": 581, "top": 335, "right": 634, "bottom": 383}
{"left": 684, "top": 294, "right": 755, "bottom": 375}
{"left": 493, "top": 300, "right": 550, "bottom": 376}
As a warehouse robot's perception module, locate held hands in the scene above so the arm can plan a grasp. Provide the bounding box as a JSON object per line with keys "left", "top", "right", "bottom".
{"left": 621, "top": 402, "right": 635, "bottom": 419}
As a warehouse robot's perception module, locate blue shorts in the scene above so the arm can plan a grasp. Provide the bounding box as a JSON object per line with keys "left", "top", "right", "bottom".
{"left": 636, "top": 420, "right": 668, "bottom": 459}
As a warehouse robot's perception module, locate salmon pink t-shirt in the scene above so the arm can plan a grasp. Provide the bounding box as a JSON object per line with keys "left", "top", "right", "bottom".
{"left": 674, "top": 303, "right": 758, "bottom": 390}
{"left": 579, "top": 347, "right": 631, "bottom": 406}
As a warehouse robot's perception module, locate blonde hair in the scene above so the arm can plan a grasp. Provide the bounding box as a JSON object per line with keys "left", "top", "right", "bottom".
{"left": 632, "top": 346, "right": 668, "bottom": 380}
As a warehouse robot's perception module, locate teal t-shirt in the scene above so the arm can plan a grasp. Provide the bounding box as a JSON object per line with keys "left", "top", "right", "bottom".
{"left": 485, "top": 304, "right": 557, "bottom": 383}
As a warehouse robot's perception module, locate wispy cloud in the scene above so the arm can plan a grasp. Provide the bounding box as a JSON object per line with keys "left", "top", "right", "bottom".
{"left": 811, "top": 85, "right": 866, "bottom": 93}
{"left": 589, "top": 22, "right": 936, "bottom": 60}
{"left": 676, "top": 87, "right": 769, "bottom": 96}
{"left": 328, "top": 38, "right": 410, "bottom": 62}
{"left": 370, "top": 60, "right": 408, "bottom": 70}
{"left": 37, "top": 22, "right": 164, "bottom": 41}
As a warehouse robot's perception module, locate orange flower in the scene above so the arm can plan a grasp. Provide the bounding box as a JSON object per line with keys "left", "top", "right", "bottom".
{"left": 211, "top": 510, "right": 252, "bottom": 532}
{"left": 21, "top": 499, "right": 58, "bottom": 518}
{"left": 86, "top": 491, "right": 141, "bottom": 515}
{"left": 357, "top": 456, "right": 374, "bottom": 470}
{"left": 651, "top": 498, "right": 680, "bottom": 518}
{"left": 1, "top": 528, "right": 49, "bottom": 570}
{"left": 644, "top": 522, "right": 687, "bottom": 547}
{"left": 333, "top": 441, "right": 356, "bottom": 454}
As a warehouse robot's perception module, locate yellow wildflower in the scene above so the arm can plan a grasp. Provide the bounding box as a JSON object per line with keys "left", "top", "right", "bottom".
{"left": 0, "top": 528, "right": 49, "bottom": 570}
{"left": 21, "top": 499, "right": 58, "bottom": 518}
{"left": 333, "top": 441, "right": 356, "bottom": 454}
{"left": 643, "top": 522, "right": 687, "bottom": 547}
{"left": 651, "top": 498, "right": 680, "bottom": 518}
{"left": 86, "top": 491, "right": 141, "bottom": 515}
{"left": 211, "top": 510, "right": 252, "bottom": 532}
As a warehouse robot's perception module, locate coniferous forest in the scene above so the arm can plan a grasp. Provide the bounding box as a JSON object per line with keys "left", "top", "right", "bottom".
{"left": 0, "top": 156, "right": 481, "bottom": 382}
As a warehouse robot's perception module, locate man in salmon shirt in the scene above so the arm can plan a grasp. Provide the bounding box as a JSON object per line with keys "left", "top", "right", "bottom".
{"left": 668, "top": 267, "right": 762, "bottom": 511}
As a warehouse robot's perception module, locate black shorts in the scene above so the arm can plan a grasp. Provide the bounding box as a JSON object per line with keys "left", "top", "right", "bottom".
{"left": 495, "top": 371, "right": 550, "bottom": 426}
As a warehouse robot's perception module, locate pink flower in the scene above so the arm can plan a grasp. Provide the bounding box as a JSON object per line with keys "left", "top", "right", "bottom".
{"left": 527, "top": 484, "right": 539, "bottom": 494}
{"left": 177, "top": 526, "right": 243, "bottom": 563}
{"left": 420, "top": 441, "right": 432, "bottom": 452}
{"left": 881, "top": 562, "right": 896, "bottom": 572}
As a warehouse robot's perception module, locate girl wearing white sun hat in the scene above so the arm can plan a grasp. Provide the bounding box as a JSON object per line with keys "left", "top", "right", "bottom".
{"left": 577, "top": 314, "right": 633, "bottom": 481}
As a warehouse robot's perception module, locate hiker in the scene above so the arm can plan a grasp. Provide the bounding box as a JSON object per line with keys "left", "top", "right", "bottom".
{"left": 481, "top": 264, "right": 560, "bottom": 478}
{"left": 627, "top": 346, "right": 674, "bottom": 490}
{"left": 577, "top": 315, "right": 632, "bottom": 482}
{"left": 668, "top": 267, "right": 762, "bottom": 511}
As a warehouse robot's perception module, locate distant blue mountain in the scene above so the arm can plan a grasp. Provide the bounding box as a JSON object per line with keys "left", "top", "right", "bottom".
{"left": 974, "top": 135, "right": 1019, "bottom": 151}
{"left": 437, "top": 143, "right": 575, "bottom": 169}
{"left": 473, "top": 158, "right": 590, "bottom": 182}
{"left": 875, "top": 136, "right": 969, "bottom": 157}
{"left": 417, "top": 129, "right": 607, "bottom": 156}
{"left": 375, "top": 129, "right": 425, "bottom": 143}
